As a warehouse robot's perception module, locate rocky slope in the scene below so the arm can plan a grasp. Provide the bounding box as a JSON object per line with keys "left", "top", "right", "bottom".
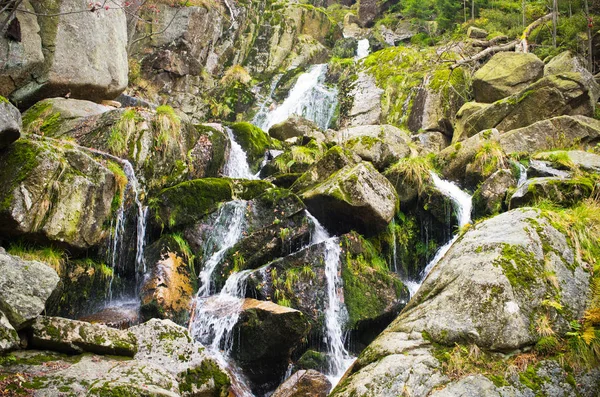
{"left": 1, "top": 0, "right": 599, "bottom": 396}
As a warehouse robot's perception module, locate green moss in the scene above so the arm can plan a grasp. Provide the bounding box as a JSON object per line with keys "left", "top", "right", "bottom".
{"left": 151, "top": 178, "right": 234, "bottom": 230}
{"left": 229, "top": 122, "right": 271, "bottom": 172}
{"left": 178, "top": 360, "right": 230, "bottom": 395}
{"left": 341, "top": 231, "right": 405, "bottom": 328}
{"left": 0, "top": 95, "right": 9, "bottom": 103}
{"left": 493, "top": 244, "right": 542, "bottom": 291}
{"left": 0, "top": 140, "right": 43, "bottom": 211}
{"left": 231, "top": 179, "right": 274, "bottom": 200}
{"left": 297, "top": 349, "right": 328, "bottom": 370}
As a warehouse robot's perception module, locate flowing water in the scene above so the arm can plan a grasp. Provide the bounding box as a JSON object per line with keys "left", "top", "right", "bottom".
{"left": 405, "top": 172, "right": 472, "bottom": 296}
{"left": 107, "top": 160, "right": 147, "bottom": 301}
{"left": 251, "top": 74, "right": 283, "bottom": 130}
{"left": 197, "top": 200, "right": 247, "bottom": 298}
{"left": 224, "top": 127, "right": 257, "bottom": 180}
{"left": 255, "top": 64, "right": 338, "bottom": 131}
{"left": 355, "top": 38, "right": 370, "bottom": 60}
{"left": 305, "top": 211, "right": 354, "bottom": 386}
{"left": 516, "top": 162, "right": 528, "bottom": 187}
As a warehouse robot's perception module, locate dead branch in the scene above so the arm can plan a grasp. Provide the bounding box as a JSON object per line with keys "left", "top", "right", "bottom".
{"left": 450, "top": 40, "right": 518, "bottom": 69}
{"left": 471, "top": 35, "right": 509, "bottom": 48}
{"left": 519, "top": 13, "right": 552, "bottom": 53}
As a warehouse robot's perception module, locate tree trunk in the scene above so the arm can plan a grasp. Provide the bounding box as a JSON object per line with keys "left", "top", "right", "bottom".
{"left": 519, "top": 13, "right": 553, "bottom": 53}
{"left": 584, "top": 0, "right": 593, "bottom": 72}
{"left": 552, "top": 0, "right": 558, "bottom": 48}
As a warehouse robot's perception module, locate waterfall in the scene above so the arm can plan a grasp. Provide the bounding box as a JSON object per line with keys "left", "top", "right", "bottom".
{"left": 122, "top": 160, "right": 148, "bottom": 277}
{"left": 405, "top": 172, "right": 472, "bottom": 297}
{"left": 256, "top": 64, "right": 338, "bottom": 131}
{"left": 197, "top": 200, "right": 247, "bottom": 298}
{"left": 223, "top": 128, "right": 257, "bottom": 180}
{"left": 516, "top": 162, "right": 527, "bottom": 187}
{"left": 106, "top": 160, "right": 147, "bottom": 301}
{"left": 190, "top": 270, "right": 255, "bottom": 397}
{"left": 305, "top": 211, "right": 354, "bottom": 386}
{"left": 252, "top": 74, "right": 283, "bottom": 130}
{"left": 355, "top": 38, "right": 370, "bottom": 60}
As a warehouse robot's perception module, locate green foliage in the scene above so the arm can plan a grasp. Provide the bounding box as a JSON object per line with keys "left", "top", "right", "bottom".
{"left": 471, "top": 141, "right": 508, "bottom": 179}
{"left": 108, "top": 109, "right": 140, "bottom": 156}
{"left": 6, "top": 242, "right": 67, "bottom": 276}
{"left": 386, "top": 156, "right": 433, "bottom": 193}
{"left": 154, "top": 105, "right": 181, "bottom": 150}
{"left": 170, "top": 233, "right": 197, "bottom": 280}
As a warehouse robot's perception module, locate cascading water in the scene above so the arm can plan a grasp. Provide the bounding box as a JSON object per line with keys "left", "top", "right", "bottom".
{"left": 305, "top": 211, "right": 354, "bottom": 386}
{"left": 251, "top": 74, "right": 283, "bottom": 129}
{"left": 256, "top": 64, "right": 338, "bottom": 131}
{"left": 355, "top": 38, "right": 370, "bottom": 60}
{"left": 516, "top": 162, "right": 528, "bottom": 187}
{"left": 404, "top": 172, "right": 472, "bottom": 296}
{"left": 223, "top": 128, "right": 257, "bottom": 180}
{"left": 106, "top": 160, "right": 147, "bottom": 301}
{"left": 197, "top": 200, "right": 247, "bottom": 298}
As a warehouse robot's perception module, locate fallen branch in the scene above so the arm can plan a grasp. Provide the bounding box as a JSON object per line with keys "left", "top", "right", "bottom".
{"left": 519, "top": 13, "right": 552, "bottom": 53}
{"left": 450, "top": 40, "right": 518, "bottom": 69}
{"left": 471, "top": 35, "right": 509, "bottom": 48}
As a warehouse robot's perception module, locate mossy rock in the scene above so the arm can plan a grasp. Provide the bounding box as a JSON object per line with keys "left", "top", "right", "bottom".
{"left": 297, "top": 349, "right": 328, "bottom": 371}
{"left": 509, "top": 176, "right": 596, "bottom": 209}
{"left": 151, "top": 178, "right": 234, "bottom": 230}
{"left": 229, "top": 122, "right": 271, "bottom": 172}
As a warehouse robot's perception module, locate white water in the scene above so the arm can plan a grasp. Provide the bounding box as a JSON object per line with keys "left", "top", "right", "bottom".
{"left": 122, "top": 160, "right": 148, "bottom": 276}
{"left": 256, "top": 64, "right": 338, "bottom": 131}
{"left": 355, "top": 38, "right": 370, "bottom": 60}
{"left": 516, "top": 162, "right": 527, "bottom": 187}
{"left": 251, "top": 74, "right": 283, "bottom": 129}
{"left": 223, "top": 127, "right": 257, "bottom": 180}
{"left": 197, "top": 201, "right": 247, "bottom": 298}
{"left": 191, "top": 270, "right": 255, "bottom": 397}
{"left": 406, "top": 172, "right": 472, "bottom": 297}
{"left": 304, "top": 211, "right": 354, "bottom": 386}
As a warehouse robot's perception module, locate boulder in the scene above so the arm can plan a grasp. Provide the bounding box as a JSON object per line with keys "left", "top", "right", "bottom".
{"left": 509, "top": 177, "right": 595, "bottom": 208}
{"left": 335, "top": 125, "right": 413, "bottom": 170}
{"left": 535, "top": 150, "right": 600, "bottom": 172}
{"left": 0, "top": 99, "right": 21, "bottom": 149}
{"left": 0, "top": 311, "right": 19, "bottom": 352}
{"left": 0, "top": 248, "right": 60, "bottom": 330}
{"left": 269, "top": 115, "right": 324, "bottom": 142}
{"left": 472, "top": 169, "right": 516, "bottom": 218}
{"left": 30, "top": 316, "right": 137, "bottom": 356}
{"left": 545, "top": 51, "right": 600, "bottom": 100}
{"left": 291, "top": 146, "right": 362, "bottom": 193}
{"left": 22, "top": 104, "right": 229, "bottom": 191}
{"left": 272, "top": 370, "right": 332, "bottom": 397}
{"left": 377, "top": 21, "right": 417, "bottom": 46}
{"left": 130, "top": 319, "right": 231, "bottom": 397}
{"left": 527, "top": 159, "right": 571, "bottom": 178}
{"left": 79, "top": 303, "right": 140, "bottom": 330}
{"left": 472, "top": 52, "right": 544, "bottom": 103}
{"left": 439, "top": 116, "right": 600, "bottom": 183}
{"left": 462, "top": 73, "right": 596, "bottom": 138}
{"left": 467, "top": 26, "right": 488, "bottom": 38}
{"left": 342, "top": 72, "right": 383, "bottom": 127}
{"left": 452, "top": 101, "right": 491, "bottom": 143}
{"left": 0, "top": 139, "right": 118, "bottom": 250}
{"left": 140, "top": 236, "right": 195, "bottom": 325}
{"left": 407, "top": 68, "right": 469, "bottom": 136}
{"left": 231, "top": 299, "right": 310, "bottom": 394}
{"left": 0, "top": 1, "right": 44, "bottom": 97}
{"left": 21, "top": 98, "right": 111, "bottom": 136}
{"left": 151, "top": 178, "right": 234, "bottom": 230}
{"left": 393, "top": 209, "right": 589, "bottom": 350}
{"left": 414, "top": 131, "right": 450, "bottom": 153}
{"left": 300, "top": 162, "right": 398, "bottom": 235}
{"left": 358, "top": 0, "right": 381, "bottom": 27}
{"left": 10, "top": 1, "right": 128, "bottom": 109}
{"left": 332, "top": 332, "right": 448, "bottom": 397}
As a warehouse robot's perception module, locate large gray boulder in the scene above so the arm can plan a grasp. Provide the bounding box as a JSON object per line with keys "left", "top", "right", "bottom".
{"left": 462, "top": 73, "right": 596, "bottom": 138}
{"left": 0, "top": 139, "right": 119, "bottom": 250}
{"left": 509, "top": 177, "right": 595, "bottom": 208}
{"left": 332, "top": 124, "right": 413, "bottom": 170}
{"left": 31, "top": 316, "right": 138, "bottom": 356}
{"left": 0, "top": 248, "right": 60, "bottom": 330}
{"left": 0, "top": 311, "right": 19, "bottom": 352}
{"left": 472, "top": 168, "right": 516, "bottom": 218}
{"left": 269, "top": 115, "right": 324, "bottom": 141}
{"left": 0, "top": 99, "right": 21, "bottom": 149}
{"left": 0, "top": 0, "right": 44, "bottom": 98}
{"left": 472, "top": 52, "right": 544, "bottom": 103}
{"left": 545, "top": 50, "right": 600, "bottom": 99}
{"left": 301, "top": 162, "right": 398, "bottom": 235}
{"left": 10, "top": 1, "right": 128, "bottom": 108}
{"left": 342, "top": 72, "right": 383, "bottom": 127}
{"left": 393, "top": 209, "right": 589, "bottom": 350}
